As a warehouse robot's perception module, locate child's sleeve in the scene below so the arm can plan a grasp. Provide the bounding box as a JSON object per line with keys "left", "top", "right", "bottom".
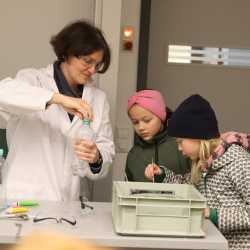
{"left": 154, "top": 167, "right": 166, "bottom": 183}
{"left": 125, "top": 160, "right": 134, "bottom": 181}
{"left": 160, "top": 166, "right": 191, "bottom": 184}
{"left": 217, "top": 160, "right": 250, "bottom": 232}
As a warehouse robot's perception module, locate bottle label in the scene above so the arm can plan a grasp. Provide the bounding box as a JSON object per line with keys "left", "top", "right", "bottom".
{"left": 83, "top": 119, "right": 90, "bottom": 126}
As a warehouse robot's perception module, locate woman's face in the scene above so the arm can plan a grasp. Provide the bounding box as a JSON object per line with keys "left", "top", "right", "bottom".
{"left": 128, "top": 104, "right": 163, "bottom": 141}
{"left": 61, "top": 50, "right": 103, "bottom": 87}
{"left": 176, "top": 138, "right": 200, "bottom": 160}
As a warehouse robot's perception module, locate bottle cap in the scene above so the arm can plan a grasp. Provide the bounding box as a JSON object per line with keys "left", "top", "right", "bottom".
{"left": 0, "top": 149, "right": 4, "bottom": 157}
{"left": 83, "top": 118, "right": 90, "bottom": 126}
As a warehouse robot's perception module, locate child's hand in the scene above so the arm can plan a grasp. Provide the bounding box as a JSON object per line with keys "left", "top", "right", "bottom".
{"left": 204, "top": 207, "right": 210, "bottom": 218}
{"left": 145, "top": 163, "right": 162, "bottom": 180}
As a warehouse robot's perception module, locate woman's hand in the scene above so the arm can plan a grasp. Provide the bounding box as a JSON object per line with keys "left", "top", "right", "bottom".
{"left": 48, "top": 93, "right": 93, "bottom": 120}
{"left": 74, "top": 139, "right": 100, "bottom": 164}
{"left": 145, "top": 163, "right": 162, "bottom": 181}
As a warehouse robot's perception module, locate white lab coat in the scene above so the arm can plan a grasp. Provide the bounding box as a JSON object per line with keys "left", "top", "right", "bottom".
{"left": 0, "top": 64, "right": 115, "bottom": 201}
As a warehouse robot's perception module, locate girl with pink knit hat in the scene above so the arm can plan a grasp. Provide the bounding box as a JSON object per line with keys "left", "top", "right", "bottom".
{"left": 125, "top": 89, "right": 190, "bottom": 182}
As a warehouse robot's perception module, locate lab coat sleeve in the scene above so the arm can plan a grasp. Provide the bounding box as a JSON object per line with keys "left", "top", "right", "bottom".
{"left": 85, "top": 95, "right": 115, "bottom": 180}
{"left": 0, "top": 108, "right": 11, "bottom": 128}
{"left": 0, "top": 76, "right": 54, "bottom": 117}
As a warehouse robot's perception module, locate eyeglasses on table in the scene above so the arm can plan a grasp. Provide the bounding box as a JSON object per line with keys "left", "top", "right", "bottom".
{"left": 33, "top": 216, "right": 76, "bottom": 226}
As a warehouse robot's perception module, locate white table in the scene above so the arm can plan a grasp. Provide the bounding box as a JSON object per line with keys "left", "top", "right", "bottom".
{"left": 0, "top": 202, "right": 228, "bottom": 250}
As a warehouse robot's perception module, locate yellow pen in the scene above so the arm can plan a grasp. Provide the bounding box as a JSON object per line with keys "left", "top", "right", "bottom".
{"left": 6, "top": 207, "right": 29, "bottom": 214}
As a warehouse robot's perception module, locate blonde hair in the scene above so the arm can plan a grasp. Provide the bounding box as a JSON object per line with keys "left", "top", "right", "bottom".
{"left": 191, "top": 138, "right": 221, "bottom": 184}
{"left": 11, "top": 231, "right": 115, "bottom": 250}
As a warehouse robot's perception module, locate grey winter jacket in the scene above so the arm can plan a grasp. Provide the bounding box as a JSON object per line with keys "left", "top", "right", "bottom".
{"left": 163, "top": 144, "right": 250, "bottom": 250}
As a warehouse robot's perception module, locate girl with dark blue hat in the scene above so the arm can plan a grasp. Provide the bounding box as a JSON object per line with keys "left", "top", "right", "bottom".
{"left": 145, "top": 94, "right": 250, "bottom": 250}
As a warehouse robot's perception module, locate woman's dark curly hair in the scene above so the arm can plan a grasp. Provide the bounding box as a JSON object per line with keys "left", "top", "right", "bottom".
{"left": 50, "top": 20, "right": 110, "bottom": 73}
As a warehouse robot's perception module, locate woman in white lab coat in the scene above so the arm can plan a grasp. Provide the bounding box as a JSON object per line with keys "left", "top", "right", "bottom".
{"left": 0, "top": 20, "right": 115, "bottom": 201}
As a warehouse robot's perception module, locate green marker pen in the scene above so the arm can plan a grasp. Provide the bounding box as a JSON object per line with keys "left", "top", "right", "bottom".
{"left": 14, "top": 201, "right": 39, "bottom": 207}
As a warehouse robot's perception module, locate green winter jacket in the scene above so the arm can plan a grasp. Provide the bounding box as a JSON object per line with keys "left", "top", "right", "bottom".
{"left": 125, "top": 124, "right": 191, "bottom": 182}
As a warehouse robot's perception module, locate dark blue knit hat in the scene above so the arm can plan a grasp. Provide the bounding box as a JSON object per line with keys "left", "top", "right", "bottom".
{"left": 168, "top": 94, "right": 220, "bottom": 139}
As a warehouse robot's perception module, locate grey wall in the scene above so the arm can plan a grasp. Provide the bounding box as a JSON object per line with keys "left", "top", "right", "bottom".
{"left": 147, "top": 0, "right": 250, "bottom": 133}
{"left": 0, "top": 0, "right": 94, "bottom": 78}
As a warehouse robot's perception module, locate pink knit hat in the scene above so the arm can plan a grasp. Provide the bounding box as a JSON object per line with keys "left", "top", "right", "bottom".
{"left": 127, "top": 90, "right": 167, "bottom": 121}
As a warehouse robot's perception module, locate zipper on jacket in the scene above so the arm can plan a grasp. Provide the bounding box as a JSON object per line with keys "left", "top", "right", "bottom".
{"left": 154, "top": 140, "right": 159, "bottom": 165}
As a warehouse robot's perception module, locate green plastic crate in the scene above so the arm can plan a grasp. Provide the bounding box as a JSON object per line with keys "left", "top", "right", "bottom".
{"left": 112, "top": 181, "right": 207, "bottom": 237}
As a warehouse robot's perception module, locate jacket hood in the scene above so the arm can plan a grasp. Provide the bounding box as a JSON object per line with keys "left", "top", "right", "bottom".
{"left": 210, "top": 144, "right": 243, "bottom": 171}
{"left": 207, "top": 132, "right": 250, "bottom": 172}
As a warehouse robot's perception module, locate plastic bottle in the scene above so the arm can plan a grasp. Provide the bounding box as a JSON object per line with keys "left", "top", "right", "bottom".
{"left": 0, "top": 149, "right": 4, "bottom": 185}
{"left": 72, "top": 119, "right": 95, "bottom": 177}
